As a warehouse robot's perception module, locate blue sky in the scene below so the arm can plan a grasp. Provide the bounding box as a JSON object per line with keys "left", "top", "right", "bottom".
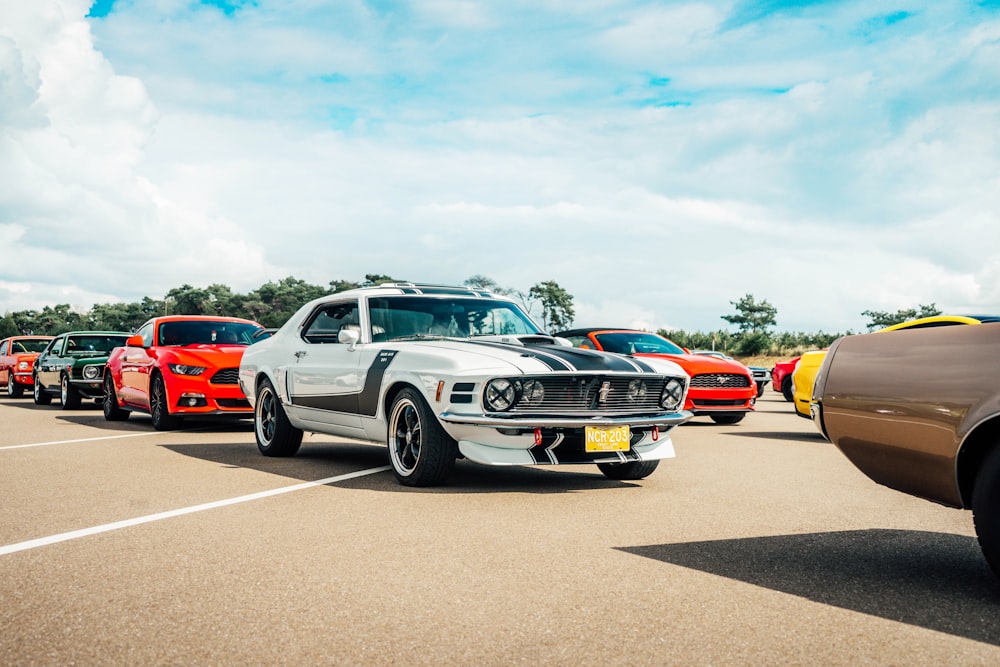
{"left": 2, "top": 0, "right": 999, "bottom": 333}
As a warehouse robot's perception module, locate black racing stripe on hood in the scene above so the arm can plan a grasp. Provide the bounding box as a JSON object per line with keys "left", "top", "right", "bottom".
{"left": 465, "top": 339, "right": 658, "bottom": 373}
{"left": 624, "top": 357, "right": 656, "bottom": 373}
{"left": 465, "top": 341, "right": 572, "bottom": 371}
{"left": 526, "top": 344, "right": 649, "bottom": 372}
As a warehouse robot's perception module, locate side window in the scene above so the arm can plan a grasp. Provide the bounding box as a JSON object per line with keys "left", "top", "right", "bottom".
{"left": 50, "top": 337, "right": 65, "bottom": 355}
{"left": 0, "top": 341, "right": 7, "bottom": 355}
{"left": 135, "top": 323, "right": 154, "bottom": 347}
{"left": 302, "top": 301, "right": 360, "bottom": 344}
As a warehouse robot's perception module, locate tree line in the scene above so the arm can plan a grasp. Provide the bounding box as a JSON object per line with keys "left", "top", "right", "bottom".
{"left": 0, "top": 278, "right": 938, "bottom": 359}
{"left": 0, "top": 274, "right": 577, "bottom": 339}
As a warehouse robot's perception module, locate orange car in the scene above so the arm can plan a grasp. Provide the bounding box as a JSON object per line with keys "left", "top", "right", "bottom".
{"left": 103, "top": 315, "right": 264, "bottom": 430}
{"left": 0, "top": 335, "right": 54, "bottom": 398}
{"left": 554, "top": 328, "right": 756, "bottom": 424}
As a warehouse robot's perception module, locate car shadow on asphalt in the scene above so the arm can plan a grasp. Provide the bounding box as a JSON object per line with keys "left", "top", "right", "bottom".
{"left": 618, "top": 529, "right": 1000, "bottom": 644}
{"left": 52, "top": 412, "right": 255, "bottom": 433}
{"left": 724, "top": 430, "right": 829, "bottom": 443}
{"left": 160, "top": 438, "right": 642, "bottom": 495}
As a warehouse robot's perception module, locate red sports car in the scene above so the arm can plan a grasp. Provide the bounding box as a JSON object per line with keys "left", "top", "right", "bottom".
{"left": 103, "top": 315, "right": 264, "bottom": 430}
{"left": 771, "top": 356, "right": 800, "bottom": 402}
{"left": 555, "top": 328, "right": 756, "bottom": 424}
{"left": 0, "top": 335, "right": 54, "bottom": 398}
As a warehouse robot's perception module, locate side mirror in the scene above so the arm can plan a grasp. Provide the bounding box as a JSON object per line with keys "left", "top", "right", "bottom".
{"left": 338, "top": 327, "right": 360, "bottom": 350}
{"left": 126, "top": 335, "right": 145, "bottom": 348}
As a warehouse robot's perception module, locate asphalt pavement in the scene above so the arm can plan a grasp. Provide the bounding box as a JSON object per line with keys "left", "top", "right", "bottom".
{"left": 2, "top": 389, "right": 998, "bottom": 665}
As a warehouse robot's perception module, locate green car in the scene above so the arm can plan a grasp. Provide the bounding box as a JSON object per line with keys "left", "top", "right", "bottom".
{"left": 33, "top": 331, "right": 132, "bottom": 409}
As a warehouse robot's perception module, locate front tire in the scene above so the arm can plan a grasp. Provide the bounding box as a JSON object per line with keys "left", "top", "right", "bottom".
{"left": 103, "top": 374, "right": 129, "bottom": 421}
{"left": 33, "top": 376, "right": 51, "bottom": 405}
{"left": 388, "top": 387, "right": 457, "bottom": 487}
{"left": 598, "top": 459, "right": 660, "bottom": 480}
{"left": 973, "top": 447, "right": 1000, "bottom": 578}
{"left": 711, "top": 413, "right": 745, "bottom": 425}
{"left": 255, "top": 378, "right": 302, "bottom": 457}
{"left": 149, "top": 373, "right": 180, "bottom": 431}
{"left": 60, "top": 374, "right": 81, "bottom": 410}
{"left": 8, "top": 374, "right": 24, "bottom": 398}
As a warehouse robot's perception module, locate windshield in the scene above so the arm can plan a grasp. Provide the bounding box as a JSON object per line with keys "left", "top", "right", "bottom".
{"left": 369, "top": 297, "right": 542, "bottom": 341}
{"left": 157, "top": 321, "right": 262, "bottom": 346}
{"left": 12, "top": 339, "right": 50, "bottom": 353}
{"left": 594, "top": 332, "right": 685, "bottom": 355}
{"left": 66, "top": 335, "right": 130, "bottom": 354}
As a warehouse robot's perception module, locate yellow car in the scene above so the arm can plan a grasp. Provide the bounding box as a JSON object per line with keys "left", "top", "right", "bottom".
{"left": 791, "top": 350, "right": 827, "bottom": 418}
{"left": 798, "top": 314, "right": 1000, "bottom": 419}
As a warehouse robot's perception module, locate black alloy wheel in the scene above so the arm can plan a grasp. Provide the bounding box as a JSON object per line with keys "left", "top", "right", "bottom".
{"left": 61, "top": 374, "right": 81, "bottom": 410}
{"left": 255, "top": 378, "right": 302, "bottom": 456}
{"left": 33, "top": 375, "right": 51, "bottom": 405}
{"left": 149, "top": 374, "right": 180, "bottom": 430}
{"left": 387, "top": 388, "right": 457, "bottom": 487}
{"left": 102, "top": 374, "right": 129, "bottom": 421}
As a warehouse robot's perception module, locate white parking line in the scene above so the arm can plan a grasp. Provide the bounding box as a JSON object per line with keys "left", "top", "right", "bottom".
{"left": 0, "top": 466, "right": 392, "bottom": 556}
{"left": 0, "top": 432, "right": 157, "bottom": 450}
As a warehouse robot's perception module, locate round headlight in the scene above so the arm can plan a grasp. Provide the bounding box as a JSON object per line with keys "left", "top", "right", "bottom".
{"left": 520, "top": 379, "right": 545, "bottom": 407}
{"left": 82, "top": 365, "right": 101, "bottom": 380}
{"left": 484, "top": 378, "right": 518, "bottom": 411}
{"left": 660, "top": 378, "right": 685, "bottom": 410}
{"left": 627, "top": 379, "right": 647, "bottom": 402}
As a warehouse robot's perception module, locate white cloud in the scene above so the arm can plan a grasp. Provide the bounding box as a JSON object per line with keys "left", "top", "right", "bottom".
{"left": 1, "top": 0, "right": 999, "bottom": 335}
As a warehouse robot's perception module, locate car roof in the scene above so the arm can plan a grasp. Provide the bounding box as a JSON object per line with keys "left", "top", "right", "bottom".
{"left": 151, "top": 315, "right": 262, "bottom": 325}
{"left": 554, "top": 328, "right": 659, "bottom": 337}
{"left": 878, "top": 314, "right": 1000, "bottom": 331}
{"left": 330, "top": 283, "right": 508, "bottom": 300}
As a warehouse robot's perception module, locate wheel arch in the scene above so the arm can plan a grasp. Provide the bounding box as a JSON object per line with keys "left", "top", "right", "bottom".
{"left": 382, "top": 380, "right": 425, "bottom": 420}
{"left": 150, "top": 367, "right": 170, "bottom": 402}
{"left": 957, "top": 415, "right": 1000, "bottom": 507}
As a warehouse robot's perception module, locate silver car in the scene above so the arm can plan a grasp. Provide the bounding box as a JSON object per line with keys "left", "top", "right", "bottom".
{"left": 239, "top": 283, "right": 691, "bottom": 486}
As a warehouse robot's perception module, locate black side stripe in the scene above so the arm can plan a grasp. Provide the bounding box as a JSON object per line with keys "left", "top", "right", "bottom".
{"left": 358, "top": 349, "right": 398, "bottom": 416}
{"left": 291, "top": 349, "right": 398, "bottom": 417}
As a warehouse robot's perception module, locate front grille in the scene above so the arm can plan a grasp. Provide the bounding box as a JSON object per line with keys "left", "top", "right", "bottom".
{"left": 502, "top": 375, "right": 671, "bottom": 414}
{"left": 210, "top": 368, "right": 240, "bottom": 385}
{"left": 690, "top": 373, "right": 751, "bottom": 388}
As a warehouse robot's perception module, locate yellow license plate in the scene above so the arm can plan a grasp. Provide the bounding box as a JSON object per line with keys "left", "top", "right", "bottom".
{"left": 584, "top": 425, "right": 631, "bottom": 452}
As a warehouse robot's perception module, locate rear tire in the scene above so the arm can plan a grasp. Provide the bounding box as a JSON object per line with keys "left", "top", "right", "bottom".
{"left": 103, "top": 374, "right": 129, "bottom": 421}
{"left": 255, "top": 378, "right": 302, "bottom": 456}
{"left": 973, "top": 446, "right": 1000, "bottom": 578}
{"left": 61, "top": 374, "right": 81, "bottom": 410}
{"left": 781, "top": 376, "right": 794, "bottom": 402}
{"left": 33, "top": 376, "right": 51, "bottom": 405}
{"left": 388, "top": 388, "right": 456, "bottom": 487}
{"left": 598, "top": 459, "right": 660, "bottom": 480}
{"left": 150, "top": 373, "right": 180, "bottom": 431}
